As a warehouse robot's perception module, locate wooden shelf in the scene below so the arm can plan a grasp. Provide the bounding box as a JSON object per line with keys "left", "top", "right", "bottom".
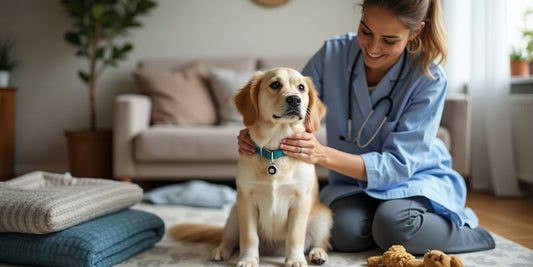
{"left": 0, "top": 87, "right": 17, "bottom": 181}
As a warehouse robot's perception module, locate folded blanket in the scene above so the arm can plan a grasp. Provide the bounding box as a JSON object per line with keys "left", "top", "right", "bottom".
{"left": 143, "top": 179, "right": 236, "bottom": 209}
{"left": 0, "top": 171, "right": 143, "bottom": 234}
{"left": 0, "top": 209, "right": 165, "bottom": 267}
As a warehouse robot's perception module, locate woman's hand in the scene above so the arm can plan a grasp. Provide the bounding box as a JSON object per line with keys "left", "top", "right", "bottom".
{"left": 280, "top": 122, "right": 327, "bottom": 165}
{"left": 237, "top": 128, "right": 256, "bottom": 155}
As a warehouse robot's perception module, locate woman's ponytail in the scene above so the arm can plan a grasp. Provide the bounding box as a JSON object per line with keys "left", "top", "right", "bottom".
{"left": 416, "top": 0, "right": 447, "bottom": 79}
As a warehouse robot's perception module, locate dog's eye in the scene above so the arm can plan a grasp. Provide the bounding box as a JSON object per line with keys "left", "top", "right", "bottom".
{"left": 298, "top": 84, "right": 305, "bottom": 92}
{"left": 270, "top": 81, "right": 281, "bottom": 89}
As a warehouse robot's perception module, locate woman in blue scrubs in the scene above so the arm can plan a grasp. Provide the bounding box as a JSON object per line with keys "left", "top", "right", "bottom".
{"left": 238, "top": 0, "right": 495, "bottom": 254}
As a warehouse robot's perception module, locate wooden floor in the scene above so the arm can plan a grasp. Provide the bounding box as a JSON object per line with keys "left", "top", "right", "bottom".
{"left": 466, "top": 189, "right": 533, "bottom": 250}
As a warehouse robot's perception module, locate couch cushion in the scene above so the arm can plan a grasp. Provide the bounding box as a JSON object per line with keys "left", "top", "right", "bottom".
{"left": 209, "top": 68, "right": 255, "bottom": 125}
{"left": 134, "top": 125, "right": 242, "bottom": 162}
{"left": 134, "top": 124, "right": 328, "bottom": 163}
{"left": 134, "top": 61, "right": 217, "bottom": 126}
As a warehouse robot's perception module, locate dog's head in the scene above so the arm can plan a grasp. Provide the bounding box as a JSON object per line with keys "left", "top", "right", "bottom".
{"left": 232, "top": 67, "right": 326, "bottom": 132}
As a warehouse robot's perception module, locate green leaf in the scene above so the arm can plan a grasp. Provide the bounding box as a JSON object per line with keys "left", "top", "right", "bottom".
{"left": 78, "top": 70, "right": 91, "bottom": 84}
{"left": 137, "top": 0, "right": 157, "bottom": 14}
{"left": 121, "top": 43, "right": 133, "bottom": 53}
{"left": 112, "top": 46, "right": 120, "bottom": 58}
{"left": 64, "top": 32, "right": 81, "bottom": 46}
{"left": 95, "top": 47, "right": 105, "bottom": 59}
{"left": 92, "top": 4, "right": 106, "bottom": 20}
{"left": 75, "top": 49, "right": 88, "bottom": 57}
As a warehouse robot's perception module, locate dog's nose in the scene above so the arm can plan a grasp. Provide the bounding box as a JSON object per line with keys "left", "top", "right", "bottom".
{"left": 286, "top": 95, "right": 301, "bottom": 107}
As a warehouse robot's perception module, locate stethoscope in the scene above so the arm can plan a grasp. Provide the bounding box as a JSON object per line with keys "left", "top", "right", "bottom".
{"left": 339, "top": 48, "right": 407, "bottom": 148}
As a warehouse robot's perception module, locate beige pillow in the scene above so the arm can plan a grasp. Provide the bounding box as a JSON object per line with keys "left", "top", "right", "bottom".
{"left": 209, "top": 68, "right": 254, "bottom": 125}
{"left": 134, "top": 61, "right": 217, "bottom": 125}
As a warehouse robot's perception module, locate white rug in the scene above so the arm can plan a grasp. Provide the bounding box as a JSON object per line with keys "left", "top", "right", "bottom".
{"left": 115, "top": 203, "right": 533, "bottom": 267}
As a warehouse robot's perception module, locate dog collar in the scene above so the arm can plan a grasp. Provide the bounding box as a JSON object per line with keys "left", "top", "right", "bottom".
{"left": 255, "top": 146, "right": 285, "bottom": 160}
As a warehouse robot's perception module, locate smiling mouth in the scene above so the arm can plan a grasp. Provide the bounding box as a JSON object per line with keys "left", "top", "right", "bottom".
{"left": 367, "top": 52, "right": 384, "bottom": 59}
{"left": 272, "top": 110, "right": 303, "bottom": 120}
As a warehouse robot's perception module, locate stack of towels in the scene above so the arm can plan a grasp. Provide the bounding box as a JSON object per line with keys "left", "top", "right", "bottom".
{"left": 0, "top": 171, "right": 165, "bottom": 267}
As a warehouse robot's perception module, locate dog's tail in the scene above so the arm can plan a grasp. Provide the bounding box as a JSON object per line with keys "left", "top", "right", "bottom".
{"left": 167, "top": 223, "right": 223, "bottom": 244}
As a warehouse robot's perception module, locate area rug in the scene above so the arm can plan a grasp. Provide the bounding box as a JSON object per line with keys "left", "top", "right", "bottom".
{"left": 115, "top": 203, "right": 533, "bottom": 267}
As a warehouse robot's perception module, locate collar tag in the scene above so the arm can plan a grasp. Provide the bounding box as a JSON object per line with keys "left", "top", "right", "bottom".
{"left": 255, "top": 146, "right": 284, "bottom": 176}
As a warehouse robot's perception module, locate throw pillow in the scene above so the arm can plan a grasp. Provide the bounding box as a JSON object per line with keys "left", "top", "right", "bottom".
{"left": 134, "top": 61, "right": 217, "bottom": 125}
{"left": 209, "top": 67, "right": 255, "bottom": 125}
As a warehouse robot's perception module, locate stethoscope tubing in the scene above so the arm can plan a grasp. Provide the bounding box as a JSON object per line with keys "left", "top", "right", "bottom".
{"left": 342, "top": 48, "right": 407, "bottom": 148}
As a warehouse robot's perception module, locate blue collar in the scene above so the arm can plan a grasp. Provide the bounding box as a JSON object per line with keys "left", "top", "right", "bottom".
{"left": 255, "top": 146, "right": 285, "bottom": 160}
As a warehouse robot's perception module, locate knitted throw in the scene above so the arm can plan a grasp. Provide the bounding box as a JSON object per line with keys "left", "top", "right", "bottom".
{"left": 0, "top": 171, "right": 143, "bottom": 234}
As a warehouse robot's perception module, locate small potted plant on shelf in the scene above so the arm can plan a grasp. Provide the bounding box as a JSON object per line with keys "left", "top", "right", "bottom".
{"left": 510, "top": 46, "right": 529, "bottom": 77}
{"left": 523, "top": 9, "right": 533, "bottom": 75}
{"left": 0, "top": 37, "right": 17, "bottom": 88}
{"left": 524, "top": 30, "right": 533, "bottom": 74}
{"left": 61, "top": 0, "right": 156, "bottom": 178}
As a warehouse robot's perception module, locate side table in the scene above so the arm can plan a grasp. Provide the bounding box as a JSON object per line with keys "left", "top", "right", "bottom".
{"left": 0, "top": 87, "right": 16, "bottom": 181}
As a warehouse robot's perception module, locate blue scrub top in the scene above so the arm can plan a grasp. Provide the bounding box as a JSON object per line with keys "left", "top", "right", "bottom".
{"left": 302, "top": 33, "right": 478, "bottom": 228}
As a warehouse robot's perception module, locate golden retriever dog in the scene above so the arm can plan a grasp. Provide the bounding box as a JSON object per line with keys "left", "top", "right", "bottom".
{"left": 167, "top": 67, "right": 332, "bottom": 267}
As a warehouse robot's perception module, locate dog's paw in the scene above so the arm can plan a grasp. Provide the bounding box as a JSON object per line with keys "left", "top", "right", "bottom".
{"left": 237, "top": 259, "right": 259, "bottom": 267}
{"left": 211, "top": 245, "right": 232, "bottom": 261}
{"left": 285, "top": 257, "right": 308, "bottom": 267}
{"left": 308, "top": 247, "right": 328, "bottom": 265}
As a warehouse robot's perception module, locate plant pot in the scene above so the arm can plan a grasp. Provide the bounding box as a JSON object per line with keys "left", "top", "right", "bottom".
{"left": 65, "top": 128, "right": 113, "bottom": 178}
{"left": 510, "top": 60, "right": 530, "bottom": 77}
{"left": 0, "top": 71, "right": 9, "bottom": 87}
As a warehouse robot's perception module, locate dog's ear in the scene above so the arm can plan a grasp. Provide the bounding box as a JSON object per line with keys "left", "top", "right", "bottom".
{"left": 450, "top": 256, "right": 464, "bottom": 267}
{"left": 233, "top": 71, "right": 263, "bottom": 127}
{"left": 305, "top": 76, "right": 327, "bottom": 132}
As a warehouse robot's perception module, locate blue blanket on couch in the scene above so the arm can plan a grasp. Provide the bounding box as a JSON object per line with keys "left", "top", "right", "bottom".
{"left": 0, "top": 209, "right": 165, "bottom": 267}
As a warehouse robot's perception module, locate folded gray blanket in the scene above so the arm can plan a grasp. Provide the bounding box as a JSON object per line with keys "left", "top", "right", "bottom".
{"left": 0, "top": 171, "right": 143, "bottom": 234}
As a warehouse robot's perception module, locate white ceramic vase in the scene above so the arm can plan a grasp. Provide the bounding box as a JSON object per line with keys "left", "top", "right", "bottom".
{"left": 0, "top": 71, "right": 9, "bottom": 87}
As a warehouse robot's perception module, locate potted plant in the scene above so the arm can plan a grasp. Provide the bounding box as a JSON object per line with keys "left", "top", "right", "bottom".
{"left": 523, "top": 9, "right": 533, "bottom": 75}
{"left": 61, "top": 0, "right": 156, "bottom": 178}
{"left": 510, "top": 46, "right": 529, "bottom": 77}
{"left": 0, "top": 37, "right": 17, "bottom": 88}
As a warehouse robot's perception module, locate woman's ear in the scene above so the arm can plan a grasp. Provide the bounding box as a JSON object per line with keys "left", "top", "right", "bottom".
{"left": 305, "top": 76, "right": 327, "bottom": 132}
{"left": 410, "top": 21, "right": 426, "bottom": 40}
{"left": 232, "top": 71, "right": 263, "bottom": 127}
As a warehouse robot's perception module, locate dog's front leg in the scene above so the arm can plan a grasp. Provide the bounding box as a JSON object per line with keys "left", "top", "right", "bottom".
{"left": 212, "top": 205, "right": 238, "bottom": 261}
{"left": 237, "top": 191, "right": 260, "bottom": 267}
{"left": 285, "top": 195, "right": 312, "bottom": 267}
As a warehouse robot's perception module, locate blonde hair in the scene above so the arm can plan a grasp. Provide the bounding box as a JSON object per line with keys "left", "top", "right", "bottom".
{"left": 361, "top": 0, "right": 447, "bottom": 79}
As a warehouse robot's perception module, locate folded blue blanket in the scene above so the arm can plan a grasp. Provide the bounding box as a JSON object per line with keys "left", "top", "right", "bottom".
{"left": 0, "top": 209, "right": 164, "bottom": 267}
{"left": 143, "top": 179, "right": 236, "bottom": 209}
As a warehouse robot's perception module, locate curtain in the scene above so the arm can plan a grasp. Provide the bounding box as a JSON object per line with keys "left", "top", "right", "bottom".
{"left": 443, "top": 0, "right": 521, "bottom": 196}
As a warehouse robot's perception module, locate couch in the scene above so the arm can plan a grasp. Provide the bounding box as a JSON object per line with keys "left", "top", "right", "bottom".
{"left": 113, "top": 57, "right": 471, "bottom": 181}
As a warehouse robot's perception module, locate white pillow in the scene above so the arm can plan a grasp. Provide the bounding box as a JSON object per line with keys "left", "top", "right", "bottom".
{"left": 209, "top": 68, "right": 255, "bottom": 125}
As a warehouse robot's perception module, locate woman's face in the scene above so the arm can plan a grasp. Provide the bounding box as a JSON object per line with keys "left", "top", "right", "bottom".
{"left": 357, "top": 5, "right": 412, "bottom": 74}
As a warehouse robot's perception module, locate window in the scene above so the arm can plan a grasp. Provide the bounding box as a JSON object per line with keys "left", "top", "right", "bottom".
{"left": 508, "top": 0, "right": 533, "bottom": 61}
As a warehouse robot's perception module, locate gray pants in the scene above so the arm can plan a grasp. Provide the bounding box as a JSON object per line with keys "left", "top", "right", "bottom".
{"left": 329, "top": 194, "right": 495, "bottom": 254}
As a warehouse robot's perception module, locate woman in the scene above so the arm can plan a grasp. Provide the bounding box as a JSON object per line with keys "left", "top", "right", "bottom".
{"left": 238, "top": 0, "right": 495, "bottom": 254}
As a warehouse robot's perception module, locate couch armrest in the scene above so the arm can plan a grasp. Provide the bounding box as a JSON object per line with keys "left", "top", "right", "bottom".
{"left": 441, "top": 93, "right": 471, "bottom": 178}
{"left": 113, "top": 94, "right": 151, "bottom": 178}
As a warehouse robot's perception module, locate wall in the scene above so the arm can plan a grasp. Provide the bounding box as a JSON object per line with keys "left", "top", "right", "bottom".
{"left": 0, "top": 0, "right": 360, "bottom": 175}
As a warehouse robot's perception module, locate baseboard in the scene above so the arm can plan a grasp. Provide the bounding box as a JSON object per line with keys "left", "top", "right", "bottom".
{"left": 15, "top": 164, "right": 69, "bottom": 177}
